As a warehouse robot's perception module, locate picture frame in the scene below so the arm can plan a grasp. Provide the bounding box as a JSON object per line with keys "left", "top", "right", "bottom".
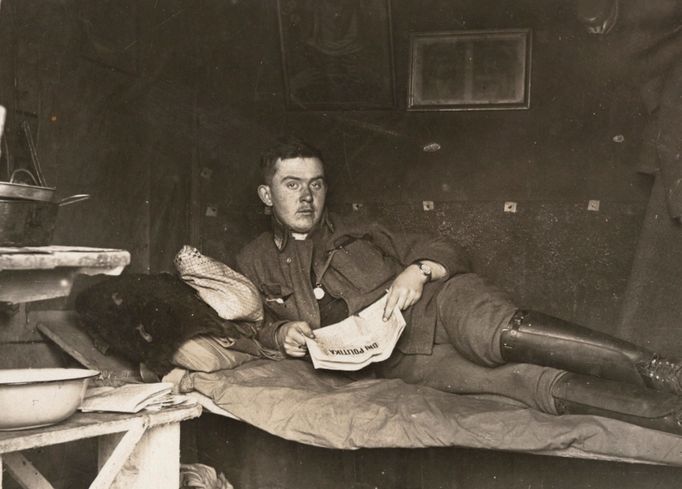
{"left": 408, "top": 29, "right": 532, "bottom": 111}
{"left": 277, "top": 0, "right": 396, "bottom": 110}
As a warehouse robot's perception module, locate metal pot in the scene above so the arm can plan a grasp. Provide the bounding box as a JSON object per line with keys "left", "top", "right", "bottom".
{"left": 0, "top": 181, "right": 56, "bottom": 202}
{"left": 0, "top": 194, "right": 91, "bottom": 246}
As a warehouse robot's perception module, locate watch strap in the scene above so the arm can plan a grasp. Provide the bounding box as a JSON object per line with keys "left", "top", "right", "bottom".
{"left": 414, "top": 260, "right": 432, "bottom": 281}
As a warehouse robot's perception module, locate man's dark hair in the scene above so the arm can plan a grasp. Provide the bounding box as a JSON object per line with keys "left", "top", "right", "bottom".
{"left": 260, "top": 136, "right": 323, "bottom": 184}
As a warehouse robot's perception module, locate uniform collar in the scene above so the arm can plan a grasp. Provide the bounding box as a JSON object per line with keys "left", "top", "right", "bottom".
{"left": 271, "top": 210, "right": 335, "bottom": 251}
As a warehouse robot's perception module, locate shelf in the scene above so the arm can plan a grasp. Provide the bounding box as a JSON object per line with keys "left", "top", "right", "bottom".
{"left": 0, "top": 246, "right": 130, "bottom": 303}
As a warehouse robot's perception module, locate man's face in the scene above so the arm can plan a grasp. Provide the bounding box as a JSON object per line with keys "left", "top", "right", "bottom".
{"left": 258, "top": 156, "right": 327, "bottom": 233}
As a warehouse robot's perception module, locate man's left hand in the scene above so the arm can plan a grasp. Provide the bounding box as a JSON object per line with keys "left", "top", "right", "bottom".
{"left": 383, "top": 265, "right": 428, "bottom": 321}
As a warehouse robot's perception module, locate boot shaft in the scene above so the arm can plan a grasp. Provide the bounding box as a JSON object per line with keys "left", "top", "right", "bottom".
{"left": 501, "top": 310, "right": 652, "bottom": 386}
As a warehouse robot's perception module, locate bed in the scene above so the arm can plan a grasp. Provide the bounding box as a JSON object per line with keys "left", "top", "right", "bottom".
{"left": 173, "top": 358, "right": 682, "bottom": 464}
{"left": 65, "top": 273, "right": 682, "bottom": 488}
{"left": 169, "top": 357, "right": 682, "bottom": 489}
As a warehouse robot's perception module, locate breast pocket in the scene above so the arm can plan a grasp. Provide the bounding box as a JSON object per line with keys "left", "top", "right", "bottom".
{"left": 329, "top": 239, "right": 396, "bottom": 293}
{"left": 259, "top": 282, "right": 295, "bottom": 317}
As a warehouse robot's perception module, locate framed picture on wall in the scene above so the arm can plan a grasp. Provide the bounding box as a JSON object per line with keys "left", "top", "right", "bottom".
{"left": 277, "top": 0, "right": 396, "bottom": 110}
{"left": 408, "top": 29, "right": 532, "bottom": 111}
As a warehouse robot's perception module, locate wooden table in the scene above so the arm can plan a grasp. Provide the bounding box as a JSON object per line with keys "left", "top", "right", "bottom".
{"left": 0, "top": 246, "right": 130, "bottom": 303}
{"left": 0, "top": 403, "right": 202, "bottom": 489}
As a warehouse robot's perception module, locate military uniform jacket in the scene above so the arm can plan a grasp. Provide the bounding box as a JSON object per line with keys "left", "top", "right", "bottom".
{"left": 236, "top": 212, "right": 470, "bottom": 355}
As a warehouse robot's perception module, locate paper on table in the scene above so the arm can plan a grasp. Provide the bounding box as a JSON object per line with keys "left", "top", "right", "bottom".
{"left": 79, "top": 382, "right": 175, "bottom": 413}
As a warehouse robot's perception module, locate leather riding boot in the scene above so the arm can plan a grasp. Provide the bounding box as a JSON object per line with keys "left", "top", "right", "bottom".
{"left": 500, "top": 310, "right": 682, "bottom": 394}
{"left": 552, "top": 372, "right": 682, "bottom": 436}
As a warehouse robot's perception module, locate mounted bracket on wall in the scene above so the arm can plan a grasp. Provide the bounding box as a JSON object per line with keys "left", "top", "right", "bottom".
{"left": 200, "top": 167, "right": 213, "bottom": 180}
{"left": 504, "top": 202, "right": 518, "bottom": 213}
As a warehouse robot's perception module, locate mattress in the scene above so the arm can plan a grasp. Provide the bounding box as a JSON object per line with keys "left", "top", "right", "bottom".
{"left": 177, "top": 358, "right": 682, "bottom": 466}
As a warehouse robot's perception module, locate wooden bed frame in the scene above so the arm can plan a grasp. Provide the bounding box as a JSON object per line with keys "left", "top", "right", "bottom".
{"left": 191, "top": 413, "right": 682, "bottom": 489}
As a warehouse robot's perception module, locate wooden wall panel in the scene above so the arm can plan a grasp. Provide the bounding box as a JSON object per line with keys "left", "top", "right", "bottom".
{"left": 0, "top": 342, "right": 71, "bottom": 369}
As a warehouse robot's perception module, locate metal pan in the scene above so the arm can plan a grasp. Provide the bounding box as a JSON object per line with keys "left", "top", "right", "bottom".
{"left": 0, "top": 181, "right": 56, "bottom": 202}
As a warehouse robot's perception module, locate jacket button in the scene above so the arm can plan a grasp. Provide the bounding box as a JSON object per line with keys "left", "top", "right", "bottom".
{"left": 286, "top": 257, "right": 292, "bottom": 264}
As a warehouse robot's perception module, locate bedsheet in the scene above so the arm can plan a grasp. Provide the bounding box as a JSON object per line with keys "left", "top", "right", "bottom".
{"left": 182, "top": 359, "right": 682, "bottom": 466}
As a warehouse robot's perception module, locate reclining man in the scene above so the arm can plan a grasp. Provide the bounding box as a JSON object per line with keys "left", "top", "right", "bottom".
{"left": 236, "top": 136, "right": 682, "bottom": 435}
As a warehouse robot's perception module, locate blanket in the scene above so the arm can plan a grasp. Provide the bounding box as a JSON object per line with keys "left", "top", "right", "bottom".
{"left": 184, "top": 359, "right": 682, "bottom": 466}
{"left": 75, "top": 273, "right": 266, "bottom": 376}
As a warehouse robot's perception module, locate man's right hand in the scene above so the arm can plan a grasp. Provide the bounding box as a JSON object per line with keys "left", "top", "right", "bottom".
{"left": 277, "top": 321, "right": 315, "bottom": 357}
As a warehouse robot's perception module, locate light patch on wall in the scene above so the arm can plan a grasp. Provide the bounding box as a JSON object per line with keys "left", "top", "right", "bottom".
{"left": 587, "top": 200, "right": 600, "bottom": 211}
{"left": 423, "top": 201, "right": 435, "bottom": 211}
{"left": 612, "top": 134, "right": 625, "bottom": 143}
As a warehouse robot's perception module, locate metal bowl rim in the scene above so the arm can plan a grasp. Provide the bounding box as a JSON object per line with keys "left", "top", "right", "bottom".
{"left": 0, "top": 368, "right": 100, "bottom": 386}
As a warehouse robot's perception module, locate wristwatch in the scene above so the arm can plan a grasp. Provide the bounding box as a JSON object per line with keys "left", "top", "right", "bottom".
{"left": 414, "top": 261, "right": 433, "bottom": 282}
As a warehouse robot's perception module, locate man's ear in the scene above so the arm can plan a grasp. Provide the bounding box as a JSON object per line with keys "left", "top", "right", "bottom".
{"left": 257, "top": 185, "right": 273, "bottom": 207}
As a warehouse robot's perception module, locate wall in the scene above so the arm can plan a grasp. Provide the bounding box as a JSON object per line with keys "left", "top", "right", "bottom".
{"left": 0, "top": 0, "right": 197, "bottom": 370}
{"left": 0, "top": 1, "right": 649, "bottom": 337}
{"left": 0, "top": 3, "right": 194, "bottom": 486}
{"left": 194, "top": 0, "right": 651, "bottom": 336}
{"left": 0, "top": 0, "right": 199, "bottom": 273}
{"left": 0, "top": 1, "right": 652, "bottom": 356}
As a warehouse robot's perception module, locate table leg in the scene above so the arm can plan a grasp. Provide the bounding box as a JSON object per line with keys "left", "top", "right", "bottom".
{"left": 99, "top": 422, "right": 180, "bottom": 489}
{"left": 3, "top": 452, "right": 55, "bottom": 489}
{"left": 92, "top": 421, "right": 145, "bottom": 489}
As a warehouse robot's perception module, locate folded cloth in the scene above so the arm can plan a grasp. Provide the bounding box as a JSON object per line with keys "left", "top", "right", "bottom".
{"left": 174, "top": 245, "right": 263, "bottom": 322}
{"left": 181, "top": 463, "right": 233, "bottom": 489}
{"left": 173, "top": 335, "right": 259, "bottom": 372}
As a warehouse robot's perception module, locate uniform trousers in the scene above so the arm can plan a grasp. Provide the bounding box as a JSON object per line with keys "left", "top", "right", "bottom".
{"left": 377, "top": 273, "right": 563, "bottom": 414}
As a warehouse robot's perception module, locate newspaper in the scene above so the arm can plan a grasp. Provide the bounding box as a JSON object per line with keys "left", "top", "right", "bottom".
{"left": 304, "top": 295, "right": 406, "bottom": 371}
